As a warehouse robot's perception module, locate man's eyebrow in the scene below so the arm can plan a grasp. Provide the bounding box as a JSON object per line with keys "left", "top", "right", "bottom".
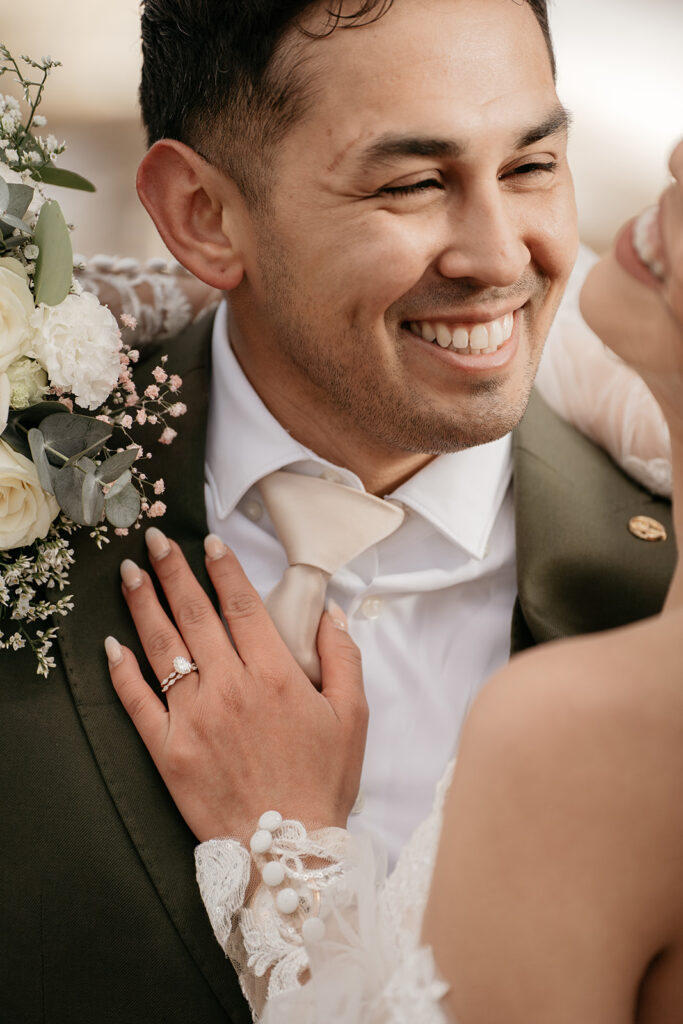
{"left": 357, "top": 134, "right": 465, "bottom": 169}
{"left": 354, "top": 105, "right": 572, "bottom": 172}
{"left": 514, "top": 105, "right": 572, "bottom": 149}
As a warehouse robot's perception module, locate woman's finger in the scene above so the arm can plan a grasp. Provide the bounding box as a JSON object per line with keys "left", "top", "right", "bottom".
{"left": 120, "top": 557, "right": 198, "bottom": 705}
{"left": 105, "top": 635, "right": 169, "bottom": 757}
{"left": 144, "top": 528, "right": 238, "bottom": 675}
{"left": 204, "top": 535, "right": 294, "bottom": 668}
{"left": 316, "top": 604, "right": 368, "bottom": 728}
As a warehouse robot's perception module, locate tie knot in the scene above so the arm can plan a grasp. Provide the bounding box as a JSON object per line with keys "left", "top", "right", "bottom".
{"left": 258, "top": 470, "right": 405, "bottom": 573}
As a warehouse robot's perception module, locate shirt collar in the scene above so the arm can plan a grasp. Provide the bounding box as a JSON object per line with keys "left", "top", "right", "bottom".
{"left": 206, "top": 300, "right": 512, "bottom": 559}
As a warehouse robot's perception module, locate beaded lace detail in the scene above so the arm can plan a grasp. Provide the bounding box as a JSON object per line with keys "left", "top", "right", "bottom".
{"left": 195, "top": 763, "right": 455, "bottom": 1024}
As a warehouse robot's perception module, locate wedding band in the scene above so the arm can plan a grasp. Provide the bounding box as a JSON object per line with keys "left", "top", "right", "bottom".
{"left": 161, "top": 655, "right": 197, "bottom": 693}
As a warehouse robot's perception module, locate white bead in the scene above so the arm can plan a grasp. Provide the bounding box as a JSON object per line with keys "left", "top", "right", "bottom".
{"left": 276, "top": 887, "right": 300, "bottom": 915}
{"left": 250, "top": 829, "right": 273, "bottom": 854}
{"left": 302, "top": 917, "right": 326, "bottom": 944}
{"left": 243, "top": 499, "right": 263, "bottom": 523}
{"left": 360, "top": 596, "right": 383, "bottom": 620}
{"left": 262, "top": 861, "right": 286, "bottom": 887}
{"left": 259, "top": 810, "right": 283, "bottom": 832}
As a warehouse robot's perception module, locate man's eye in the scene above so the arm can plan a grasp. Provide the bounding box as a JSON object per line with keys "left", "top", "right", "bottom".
{"left": 379, "top": 178, "right": 444, "bottom": 198}
{"left": 504, "top": 160, "right": 558, "bottom": 179}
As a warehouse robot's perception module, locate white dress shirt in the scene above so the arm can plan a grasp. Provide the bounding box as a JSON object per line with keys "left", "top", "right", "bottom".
{"left": 205, "top": 301, "right": 517, "bottom": 867}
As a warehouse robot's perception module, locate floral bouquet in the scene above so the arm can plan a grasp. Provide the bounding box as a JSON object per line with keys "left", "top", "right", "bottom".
{"left": 0, "top": 47, "right": 185, "bottom": 674}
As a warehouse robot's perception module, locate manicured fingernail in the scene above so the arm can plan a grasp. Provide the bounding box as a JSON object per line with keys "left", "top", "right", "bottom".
{"left": 327, "top": 599, "right": 348, "bottom": 631}
{"left": 204, "top": 533, "right": 227, "bottom": 561}
{"left": 145, "top": 526, "right": 171, "bottom": 560}
{"left": 104, "top": 635, "right": 123, "bottom": 666}
{"left": 120, "top": 558, "right": 143, "bottom": 590}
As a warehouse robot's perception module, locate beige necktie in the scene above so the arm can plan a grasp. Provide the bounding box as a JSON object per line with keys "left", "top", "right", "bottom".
{"left": 258, "top": 470, "right": 405, "bottom": 684}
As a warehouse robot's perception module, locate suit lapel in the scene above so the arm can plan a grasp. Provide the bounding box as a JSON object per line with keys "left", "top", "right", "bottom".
{"left": 57, "top": 313, "right": 249, "bottom": 1021}
{"left": 512, "top": 388, "right": 675, "bottom": 650}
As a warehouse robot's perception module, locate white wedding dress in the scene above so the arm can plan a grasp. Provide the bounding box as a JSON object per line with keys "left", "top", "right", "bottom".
{"left": 81, "top": 244, "right": 672, "bottom": 1024}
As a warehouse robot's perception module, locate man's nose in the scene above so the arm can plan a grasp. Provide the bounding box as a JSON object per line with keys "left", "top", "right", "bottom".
{"left": 436, "top": 185, "right": 531, "bottom": 288}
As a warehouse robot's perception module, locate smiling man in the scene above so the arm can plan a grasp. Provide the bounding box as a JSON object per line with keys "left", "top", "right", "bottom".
{"left": 0, "top": 2, "right": 675, "bottom": 1023}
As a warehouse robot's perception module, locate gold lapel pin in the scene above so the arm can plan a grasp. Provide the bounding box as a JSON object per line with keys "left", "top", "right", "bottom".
{"left": 628, "top": 516, "right": 668, "bottom": 542}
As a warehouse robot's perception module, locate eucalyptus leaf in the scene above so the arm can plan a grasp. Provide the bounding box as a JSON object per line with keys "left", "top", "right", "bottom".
{"left": 53, "top": 461, "right": 104, "bottom": 527}
{"left": 0, "top": 177, "right": 9, "bottom": 214}
{"left": 6, "top": 183, "right": 33, "bottom": 220}
{"left": 33, "top": 200, "right": 73, "bottom": 306}
{"left": 94, "top": 448, "right": 138, "bottom": 483}
{"left": 1, "top": 402, "right": 69, "bottom": 459}
{"left": 34, "top": 165, "right": 96, "bottom": 193}
{"left": 105, "top": 483, "right": 141, "bottom": 529}
{"left": 27, "top": 427, "right": 55, "bottom": 494}
{"left": 105, "top": 469, "right": 132, "bottom": 500}
{"left": 39, "top": 413, "right": 111, "bottom": 463}
{"left": 82, "top": 469, "right": 105, "bottom": 525}
{"left": 0, "top": 212, "right": 32, "bottom": 235}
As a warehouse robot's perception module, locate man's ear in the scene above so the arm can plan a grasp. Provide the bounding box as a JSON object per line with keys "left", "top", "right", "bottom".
{"left": 136, "top": 139, "right": 246, "bottom": 291}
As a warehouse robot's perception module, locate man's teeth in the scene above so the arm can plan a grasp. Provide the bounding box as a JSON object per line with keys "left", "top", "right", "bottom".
{"left": 408, "top": 312, "right": 514, "bottom": 355}
{"left": 633, "top": 206, "right": 665, "bottom": 280}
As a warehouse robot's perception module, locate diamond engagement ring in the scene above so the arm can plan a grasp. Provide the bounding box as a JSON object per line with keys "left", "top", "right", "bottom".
{"left": 161, "top": 655, "right": 198, "bottom": 693}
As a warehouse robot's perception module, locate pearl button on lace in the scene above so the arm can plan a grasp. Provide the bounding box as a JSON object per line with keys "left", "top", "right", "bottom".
{"left": 243, "top": 499, "right": 263, "bottom": 522}
{"left": 259, "top": 810, "right": 283, "bottom": 832}
{"left": 250, "top": 829, "right": 273, "bottom": 854}
{"left": 360, "top": 597, "right": 383, "bottom": 620}
{"left": 276, "top": 888, "right": 300, "bottom": 915}
{"left": 262, "top": 861, "right": 286, "bottom": 887}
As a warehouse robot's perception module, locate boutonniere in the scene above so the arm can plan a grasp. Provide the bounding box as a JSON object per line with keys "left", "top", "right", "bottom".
{"left": 0, "top": 47, "right": 187, "bottom": 675}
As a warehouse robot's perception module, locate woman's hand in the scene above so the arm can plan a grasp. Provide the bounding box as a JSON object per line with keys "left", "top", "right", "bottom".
{"left": 104, "top": 528, "right": 368, "bottom": 842}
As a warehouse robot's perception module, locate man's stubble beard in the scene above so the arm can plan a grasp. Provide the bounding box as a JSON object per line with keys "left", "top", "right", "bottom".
{"left": 256, "top": 240, "right": 544, "bottom": 457}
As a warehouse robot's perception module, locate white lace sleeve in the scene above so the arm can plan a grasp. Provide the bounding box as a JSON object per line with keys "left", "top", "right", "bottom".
{"left": 195, "top": 764, "right": 455, "bottom": 1024}
{"left": 536, "top": 244, "right": 672, "bottom": 497}
{"left": 74, "top": 254, "right": 221, "bottom": 344}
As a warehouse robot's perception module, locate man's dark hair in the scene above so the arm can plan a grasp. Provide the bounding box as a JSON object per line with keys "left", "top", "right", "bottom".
{"left": 140, "top": 0, "right": 555, "bottom": 207}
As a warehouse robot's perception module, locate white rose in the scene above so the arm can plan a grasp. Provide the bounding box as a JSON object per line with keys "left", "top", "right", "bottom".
{"left": 0, "top": 371, "right": 9, "bottom": 434}
{"left": 0, "top": 257, "right": 35, "bottom": 373}
{"left": 31, "top": 291, "right": 121, "bottom": 410}
{"left": 7, "top": 356, "right": 48, "bottom": 409}
{"left": 0, "top": 438, "right": 59, "bottom": 550}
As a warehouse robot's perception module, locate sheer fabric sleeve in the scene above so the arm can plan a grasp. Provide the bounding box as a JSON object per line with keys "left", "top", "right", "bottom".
{"left": 536, "top": 244, "right": 672, "bottom": 497}
{"left": 74, "top": 254, "right": 221, "bottom": 344}
{"left": 195, "top": 764, "right": 455, "bottom": 1024}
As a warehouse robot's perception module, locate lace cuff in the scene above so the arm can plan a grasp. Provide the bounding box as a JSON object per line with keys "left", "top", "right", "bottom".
{"left": 195, "top": 813, "right": 352, "bottom": 1017}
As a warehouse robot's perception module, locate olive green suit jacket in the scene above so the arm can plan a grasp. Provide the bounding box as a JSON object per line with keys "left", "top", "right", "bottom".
{"left": 0, "top": 314, "right": 675, "bottom": 1023}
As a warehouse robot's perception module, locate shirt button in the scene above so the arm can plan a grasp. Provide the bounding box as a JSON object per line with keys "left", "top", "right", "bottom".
{"left": 360, "top": 597, "right": 383, "bottom": 620}
{"left": 320, "top": 469, "right": 342, "bottom": 484}
{"left": 243, "top": 499, "right": 263, "bottom": 522}
{"left": 350, "top": 791, "right": 365, "bottom": 815}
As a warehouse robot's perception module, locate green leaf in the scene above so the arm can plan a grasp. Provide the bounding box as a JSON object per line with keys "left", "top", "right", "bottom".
{"left": 52, "top": 461, "right": 105, "bottom": 527}
{"left": 5, "top": 183, "right": 33, "bottom": 220}
{"left": 33, "top": 200, "right": 73, "bottom": 306}
{"left": 39, "top": 412, "right": 111, "bottom": 463}
{"left": 27, "top": 427, "right": 55, "bottom": 494}
{"left": 94, "top": 448, "right": 138, "bottom": 483}
{"left": 0, "top": 212, "right": 32, "bottom": 235}
{"left": 0, "top": 177, "right": 8, "bottom": 214}
{"left": 105, "top": 483, "right": 141, "bottom": 528}
{"left": 1, "top": 401, "right": 69, "bottom": 459}
{"left": 34, "top": 165, "right": 96, "bottom": 193}
{"left": 105, "top": 469, "right": 132, "bottom": 500}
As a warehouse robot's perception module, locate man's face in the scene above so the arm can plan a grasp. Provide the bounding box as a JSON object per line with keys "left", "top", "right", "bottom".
{"left": 232, "top": 0, "right": 579, "bottom": 458}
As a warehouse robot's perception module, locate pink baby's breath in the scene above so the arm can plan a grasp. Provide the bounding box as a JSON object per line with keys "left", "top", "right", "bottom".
{"left": 147, "top": 501, "right": 167, "bottom": 518}
{"left": 159, "top": 427, "right": 177, "bottom": 445}
{"left": 59, "top": 397, "right": 74, "bottom": 412}
{"left": 153, "top": 478, "right": 165, "bottom": 495}
{"left": 136, "top": 409, "right": 147, "bottom": 425}
{"left": 121, "top": 314, "right": 138, "bottom": 330}
{"left": 96, "top": 413, "right": 111, "bottom": 423}
{"left": 119, "top": 414, "right": 133, "bottom": 429}
{"left": 115, "top": 528, "right": 129, "bottom": 537}
{"left": 152, "top": 366, "right": 168, "bottom": 384}
{"left": 169, "top": 402, "right": 187, "bottom": 418}
{"left": 144, "top": 384, "right": 160, "bottom": 400}
{"left": 128, "top": 349, "right": 140, "bottom": 363}
{"left": 168, "top": 374, "right": 182, "bottom": 392}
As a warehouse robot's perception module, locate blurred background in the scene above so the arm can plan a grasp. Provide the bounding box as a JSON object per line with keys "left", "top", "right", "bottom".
{"left": 2, "top": 0, "right": 682, "bottom": 260}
